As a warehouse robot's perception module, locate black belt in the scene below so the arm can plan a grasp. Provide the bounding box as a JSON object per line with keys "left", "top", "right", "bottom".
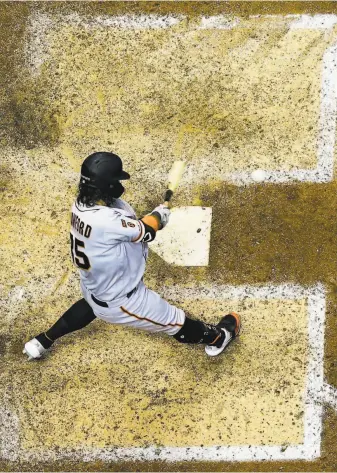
{"left": 91, "top": 286, "right": 138, "bottom": 308}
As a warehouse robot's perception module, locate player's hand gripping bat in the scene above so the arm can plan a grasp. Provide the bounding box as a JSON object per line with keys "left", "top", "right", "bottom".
{"left": 164, "top": 161, "right": 186, "bottom": 207}
{"left": 145, "top": 161, "right": 185, "bottom": 232}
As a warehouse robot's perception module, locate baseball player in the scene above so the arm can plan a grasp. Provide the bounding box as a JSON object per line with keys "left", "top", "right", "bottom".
{"left": 23, "top": 152, "right": 241, "bottom": 360}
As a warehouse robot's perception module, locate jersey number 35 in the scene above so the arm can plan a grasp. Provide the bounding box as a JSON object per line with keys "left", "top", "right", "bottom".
{"left": 70, "top": 234, "right": 91, "bottom": 270}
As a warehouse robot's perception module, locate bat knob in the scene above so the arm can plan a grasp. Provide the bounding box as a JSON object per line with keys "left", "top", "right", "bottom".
{"left": 164, "top": 189, "right": 173, "bottom": 202}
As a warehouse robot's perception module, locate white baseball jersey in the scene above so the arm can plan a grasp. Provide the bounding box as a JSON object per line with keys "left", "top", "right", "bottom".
{"left": 70, "top": 198, "right": 148, "bottom": 301}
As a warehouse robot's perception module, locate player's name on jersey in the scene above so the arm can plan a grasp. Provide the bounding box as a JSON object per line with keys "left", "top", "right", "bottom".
{"left": 71, "top": 212, "right": 92, "bottom": 238}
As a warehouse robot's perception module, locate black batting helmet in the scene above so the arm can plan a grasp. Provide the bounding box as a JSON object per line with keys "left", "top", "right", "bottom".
{"left": 80, "top": 152, "right": 130, "bottom": 192}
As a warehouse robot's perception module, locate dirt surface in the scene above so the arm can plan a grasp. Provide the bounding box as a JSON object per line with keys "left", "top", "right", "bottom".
{"left": 1, "top": 2, "right": 337, "bottom": 472}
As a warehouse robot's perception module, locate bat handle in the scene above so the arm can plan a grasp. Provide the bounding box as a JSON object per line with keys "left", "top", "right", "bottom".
{"left": 164, "top": 189, "right": 173, "bottom": 207}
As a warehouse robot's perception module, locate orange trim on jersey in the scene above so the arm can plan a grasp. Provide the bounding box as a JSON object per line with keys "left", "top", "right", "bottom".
{"left": 132, "top": 220, "right": 145, "bottom": 243}
{"left": 120, "top": 306, "right": 184, "bottom": 328}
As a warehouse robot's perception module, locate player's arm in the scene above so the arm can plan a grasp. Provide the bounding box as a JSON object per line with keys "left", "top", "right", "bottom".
{"left": 132, "top": 205, "right": 170, "bottom": 242}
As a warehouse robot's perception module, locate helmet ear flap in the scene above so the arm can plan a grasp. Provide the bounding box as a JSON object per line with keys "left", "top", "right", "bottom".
{"left": 108, "top": 182, "right": 125, "bottom": 198}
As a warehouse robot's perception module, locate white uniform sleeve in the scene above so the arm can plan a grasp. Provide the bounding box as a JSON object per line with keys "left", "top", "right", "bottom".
{"left": 104, "top": 209, "right": 145, "bottom": 244}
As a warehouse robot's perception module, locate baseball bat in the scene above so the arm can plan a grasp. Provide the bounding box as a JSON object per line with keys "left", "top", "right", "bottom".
{"left": 164, "top": 161, "right": 186, "bottom": 206}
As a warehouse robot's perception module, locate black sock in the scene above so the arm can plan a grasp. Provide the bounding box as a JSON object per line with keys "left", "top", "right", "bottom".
{"left": 36, "top": 298, "right": 96, "bottom": 349}
{"left": 173, "top": 317, "right": 224, "bottom": 345}
{"left": 36, "top": 332, "right": 54, "bottom": 349}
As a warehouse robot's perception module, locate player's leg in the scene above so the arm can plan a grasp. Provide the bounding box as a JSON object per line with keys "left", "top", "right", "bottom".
{"left": 120, "top": 286, "right": 241, "bottom": 356}
{"left": 133, "top": 284, "right": 240, "bottom": 356}
{"left": 23, "top": 298, "right": 97, "bottom": 360}
{"left": 91, "top": 282, "right": 240, "bottom": 357}
{"left": 173, "top": 313, "right": 241, "bottom": 357}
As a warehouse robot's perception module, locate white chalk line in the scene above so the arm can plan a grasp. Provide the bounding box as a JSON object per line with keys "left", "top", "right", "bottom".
{"left": 24, "top": 13, "right": 337, "bottom": 185}
{"left": 24, "top": 12, "right": 186, "bottom": 76}
{"left": 4, "top": 283, "right": 325, "bottom": 463}
{"left": 5, "top": 12, "right": 336, "bottom": 463}
{"left": 302, "top": 288, "right": 326, "bottom": 458}
{"left": 290, "top": 14, "right": 337, "bottom": 30}
{"left": 201, "top": 13, "right": 337, "bottom": 31}
{"left": 199, "top": 15, "right": 240, "bottom": 30}
{"left": 219, "top": 38, "right": 337, "bottom": 186}
{"left": 0, "top": 400, "right": 20, "bottom": 461}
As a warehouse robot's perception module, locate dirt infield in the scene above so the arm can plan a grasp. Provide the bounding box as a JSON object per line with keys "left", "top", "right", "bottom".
{"left": 1, "top": 2, "right": 337, "bottom": 472}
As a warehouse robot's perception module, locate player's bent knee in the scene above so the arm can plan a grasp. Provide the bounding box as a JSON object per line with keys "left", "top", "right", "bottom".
{"left": 173, "top": 316, "right": 206, "bottom": 344}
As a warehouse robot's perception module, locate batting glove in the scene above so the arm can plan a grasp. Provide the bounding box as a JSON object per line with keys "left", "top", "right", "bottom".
{"left": 150, "top": 204, "right": 170, "bottom": 229}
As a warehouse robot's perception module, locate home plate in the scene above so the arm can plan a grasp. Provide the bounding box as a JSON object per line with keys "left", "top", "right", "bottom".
{"left": 149, "top": 206, "right": 212, "bottom": 266}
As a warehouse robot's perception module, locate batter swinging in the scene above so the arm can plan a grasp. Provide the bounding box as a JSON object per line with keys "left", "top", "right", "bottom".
{"left": 23, "top": 152, "right": 241, "bottom": 360}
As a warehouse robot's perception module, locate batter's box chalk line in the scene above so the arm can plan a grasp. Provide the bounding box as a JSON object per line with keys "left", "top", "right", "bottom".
{"left": 2, "top": 283, "right": 336, "bottom": 463}
{"left": 25, "top": 12, "right": 337, "bottom": 186}
{"left": 0, "top": 400, "right": 20, "bottom": 461}
{"left": 180, "top": 37, "right": 337, "bottom": 186}
{"left": 226, "top": 34, "right": 337, "bottom": 186}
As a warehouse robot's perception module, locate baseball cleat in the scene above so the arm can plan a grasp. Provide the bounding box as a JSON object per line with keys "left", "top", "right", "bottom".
{"left": 205, "top": 312, "right": 241, "bottom": 357}
{"left": 23, "top": 338, "right": 48, "bottom": 361}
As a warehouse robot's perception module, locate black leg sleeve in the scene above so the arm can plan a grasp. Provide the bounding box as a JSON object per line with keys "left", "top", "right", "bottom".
{"left": 173, "top": 316, "right": 223, "bottom": 345}
{"left": 36, "top": 298, "right": 96, "bottom": 349}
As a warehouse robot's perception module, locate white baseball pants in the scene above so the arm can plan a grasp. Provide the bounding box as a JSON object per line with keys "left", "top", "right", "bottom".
{"left": 80, "top": 280, "right": 185, "bottom": 336}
